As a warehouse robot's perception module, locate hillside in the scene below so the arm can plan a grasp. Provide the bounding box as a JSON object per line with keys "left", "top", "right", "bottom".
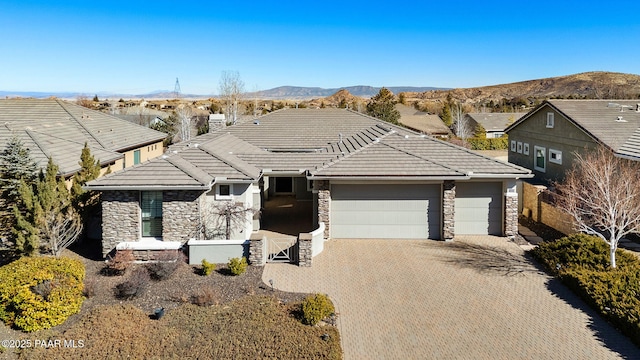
{"left": 411, "top": 72, "right": 640, "bottom": 105}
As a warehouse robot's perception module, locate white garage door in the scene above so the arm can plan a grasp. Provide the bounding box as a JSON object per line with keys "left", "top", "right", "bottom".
{"left": 455, "top": 182, "right": 502, "bottom": 235}
{"left": 331, "top": 184, "right": 441, "bottom": 239}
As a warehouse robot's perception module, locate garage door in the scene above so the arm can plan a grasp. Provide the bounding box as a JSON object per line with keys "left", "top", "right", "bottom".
{"left": 331, "top": 184, "right": 441, "bottom": 239}
{"left": 455, "top": 182, "right": 502, "bottom": 235}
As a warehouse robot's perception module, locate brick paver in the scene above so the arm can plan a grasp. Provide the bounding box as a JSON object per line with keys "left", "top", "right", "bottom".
{"left": 263, "top": 236, "right": 640, "bottom": 359}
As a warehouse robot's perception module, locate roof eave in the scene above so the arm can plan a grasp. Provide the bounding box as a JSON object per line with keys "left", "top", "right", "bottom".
{"left": 307, "top": 175, "right": 472, "bottom": 181}
{"left": 83, "top": 185, "right": 212, "bottom": 191}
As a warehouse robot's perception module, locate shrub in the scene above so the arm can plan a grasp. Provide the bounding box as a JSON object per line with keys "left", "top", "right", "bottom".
{"left": 227, "top": 257, "right": 247, "bottom": 276}
{"left": 114, "top": 267, "right": 149, "bottom": 300}
{"left": 103, "top": 249, "right": 135, "bottom": 276}
{"left": 530, "top": 234, "right": 640, "bottom": 346}
{"left": 83, "top": 277, "right": 97, "bottom": 298}
{"left": 466, "top": 137, "right": 509, "bottom": 150}
{"left": 146, "top": 251, "right": 184, "bottom": 281}
{"left": 301, "top": 293, "right": 335, "bottom": 326}
{"left": 0, "top": 256, "right": 85, "bottom": 332}
{"left": 191, "top": 287, "right": 219, "bottom": 307}
{"left": 201, "top": 259, "right": 216, "bottom": 276}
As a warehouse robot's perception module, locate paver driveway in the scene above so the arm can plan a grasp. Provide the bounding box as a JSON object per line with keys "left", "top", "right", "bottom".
{"left": 263, "top": 236, "right": 640, "bottom": 359}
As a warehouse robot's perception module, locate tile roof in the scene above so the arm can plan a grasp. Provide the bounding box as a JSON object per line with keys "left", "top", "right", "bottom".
{"left": 506, "top": 100, "right": 640, "bottom": 160}
{"left": 87, "top": 108, "right": 532, "bottom": 189}
{"left": 0, "top": 99, "right": 167, "bottom": 175}
{"left": 396, "top": 104, "right": 451, "bottom": 135}
{"left": 465, "top": 113, "right": 523, "bottom": 132}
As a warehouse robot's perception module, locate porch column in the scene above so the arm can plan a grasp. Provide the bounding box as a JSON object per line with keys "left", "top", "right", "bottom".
{"left": 504, "top": 180, "right": 518, "bottom": 239}
{"left": 101, "top": 190, "right": 140, "bottom": 258}
{"left": 315, "top": 180, "right": 331, "bottom": 240}
{"left": 442, "top": 180, "right": 456, "bottom": 241}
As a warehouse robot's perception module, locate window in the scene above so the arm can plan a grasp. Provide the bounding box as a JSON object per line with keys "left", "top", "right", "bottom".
{"left": 549, "top": 149, "right": 562, "bottom": 164}
{"left": 534, "top": 146, "right": 546, "bottom": 172}
{"left": 134, "top": 150, "right": 141, "bottom": 165}
{"left": 517, "top": 142, "right": 523, "bottom": 154}
{"left": 523, "top": 143, "right": 529, "bottom": 156}
{"left": 216, "top": 184, "right": 233, "bottom": 200}
{"left": 141, "top": 191, "right": 162, "bottom": 237}
{"left": 510, "top": 140, "right": 517, "bottom": 152}
{"left": 492, "top": 132, "right": 504, "bottom": 138}
{"left": 546, "top": 113, "right": 554, "bottom": 128}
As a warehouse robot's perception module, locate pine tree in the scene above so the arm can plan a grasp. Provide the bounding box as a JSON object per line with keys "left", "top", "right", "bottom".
{"left": 366, "top": 87, "right": 400, "bottom": 125}
{"left": 12, "top": 179, "right": 40, "bottom": 256}
{"left": 0, "top": 136, "right": 38, "bottom": 203}
{"left": 71, "top": 142, "right": 101, "bottom": 213}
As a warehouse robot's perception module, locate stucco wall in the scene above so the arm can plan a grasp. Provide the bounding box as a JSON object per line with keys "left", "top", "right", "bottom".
{"left": 521, "top": 181, "right": 573, "bottom": 235}
{"left": 121, "top": 140, "right": 164, "bottom": 169}
{"left": 202, "top": 183, "right": 257, "bottom": 240}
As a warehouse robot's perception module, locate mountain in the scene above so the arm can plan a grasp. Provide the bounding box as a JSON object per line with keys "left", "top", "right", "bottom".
{"left": 247, "top": 86, "right": 446, "bottom": 99}
{"left": 411, "top": 71, "right": 640, "bottom": 104}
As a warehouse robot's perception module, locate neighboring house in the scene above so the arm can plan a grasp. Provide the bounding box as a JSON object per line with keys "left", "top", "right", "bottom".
{"left": 0, "top": 99, "right": 167, "bottom": 180}
{"left": 505, "top": 100, "right": 640, "bottom": 182}
{"left": 86, "top": 108, "right": 532, "bottom": 258}
{"left": 396, "top": 104, "right": 451, "bottom": 138}
{"left": 464, "top": 112, "right": 523, "bottom": 138}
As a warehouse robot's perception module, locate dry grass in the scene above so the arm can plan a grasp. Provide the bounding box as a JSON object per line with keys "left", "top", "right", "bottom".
{"left": 18, "top": 296, "right": 341, "bottom": 360}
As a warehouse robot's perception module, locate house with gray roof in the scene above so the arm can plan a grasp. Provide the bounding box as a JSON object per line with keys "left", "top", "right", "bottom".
{"left": 505, "top": 100, "right": 640, "bottom": 182}
{"left": 86, "top": 108, "right": 532, "bottom": 259}
{"left": 0, "top": 99, "right": 167, "bottom": 179}
{"left": 396, "top": 104, "right": 451, "bottom": 138}
{"left": 464, "top": 112, "right": 523, "bottom": 138}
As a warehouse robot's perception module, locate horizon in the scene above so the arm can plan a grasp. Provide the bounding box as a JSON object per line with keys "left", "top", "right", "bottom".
{"left": 2, "top": 1, "right": 639, "bottom": 94}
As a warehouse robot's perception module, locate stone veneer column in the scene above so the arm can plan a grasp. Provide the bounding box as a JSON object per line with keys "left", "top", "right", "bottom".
{"left": 315, "top": 180, "right": 331, "bottom": 239}
{"left": 101, "top": 190, "right": 140, "bottom": 258}
{"left": 504, "top": 193, "right": 518, "bottom": 238}
{"left": 442, "top": 180, "right": 456, "bottom": 241}
{"left": 298, "top": 233, "right": 312, "bottom": 267}
{"left": 162, "top": 190, "right": 204, "bottom": 242}
{"left": 248, "top": 233, "right": 266, "bottom": 266}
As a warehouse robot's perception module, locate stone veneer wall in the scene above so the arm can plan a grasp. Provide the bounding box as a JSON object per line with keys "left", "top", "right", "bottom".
{"left": 504, "top": 193, "right": 518, "bottom": 238}
{"left": 442, "top": 181, "right": 456, "bottom": 241}
{"left": 248, "top": 233, "right": 266, "bottom": 266}
{"left": 162, "top": 190, "right": 204, "bottom": 242}
{"left": 315, "top": 180, "right": 331, "bottom": 239}
{"left": 101, "top": 190, "right": 140, "bottom": 258}
{"left": 298, "top": 233, "right": 312, "bottom": 267}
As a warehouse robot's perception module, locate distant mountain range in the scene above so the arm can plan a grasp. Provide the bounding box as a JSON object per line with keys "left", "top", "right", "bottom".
{"left": 0, "top": 86, "right": 446, "bottom": 101}
{"left": 2, "top": 72, "right": 639, "bottom": 102}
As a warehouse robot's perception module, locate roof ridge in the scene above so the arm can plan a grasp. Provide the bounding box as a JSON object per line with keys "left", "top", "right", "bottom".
{"left": 56, "top": 100, "right": 110, "bottom": 149}
{"left": 165, "top": 155, "right": 213, "bottom": 186}
{"left": 198, "top": 143, "right": 260, "bottom": 179}
{"left": 312, "top": 130, "right": 396, "bottom": 172}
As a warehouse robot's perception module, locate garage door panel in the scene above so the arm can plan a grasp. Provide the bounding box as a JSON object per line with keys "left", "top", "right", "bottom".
{"left": 331, "top": 184, "right": 441, "bottom": 239}
{"left": 455, "top": 182, "right": 502, "bottom": 235}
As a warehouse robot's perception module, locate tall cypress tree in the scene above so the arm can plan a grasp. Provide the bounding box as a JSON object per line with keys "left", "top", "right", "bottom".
{"left": 71, "top": 142, "right": 101, "bottom": 214}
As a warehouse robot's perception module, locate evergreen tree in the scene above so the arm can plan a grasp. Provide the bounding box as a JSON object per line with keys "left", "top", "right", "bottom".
{"left": 71, "top": 142, "right": 101, "bottom": 214}
{"left": 366, "top": 87, "right": 400, "bottom": 125}
{"left": 12, "top": 179, "right": 40, "bottom": 255}
{"left": 0, "top": 136, "right": 38, "bottom": 203}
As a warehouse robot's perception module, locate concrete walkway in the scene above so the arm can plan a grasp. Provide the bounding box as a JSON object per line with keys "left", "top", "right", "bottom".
{"left": 263, "top": 236, "right": 640, "bottom": 359}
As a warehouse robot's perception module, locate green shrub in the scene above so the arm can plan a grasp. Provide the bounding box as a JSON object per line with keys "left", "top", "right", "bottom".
{"left": 201, "top": 259, "right": 216, "bottom": 276}
{"left": 301, "top": 293, "right": 335, "bottom": 326}
{"left": 227, "top": 257, "right": 248, "bottom": 276}
{"left": 0, "top": 256, "right": 85, "bottom": 332}
{"left": 467, "top": 137, "right": 509, "bottom": 150}
{"left": 530, "top": 233, "right": 640, "bottom": 346}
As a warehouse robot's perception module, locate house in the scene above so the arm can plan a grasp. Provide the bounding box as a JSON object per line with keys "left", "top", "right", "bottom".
{"left": 0, "top": 98, "right": 167, "bottom": 180}
{"left": 396, "top": 104, "right": 451, "bottom": 138}
{"left": 464, "top": 112, "right": 523, "bottom": 138}
{"left": 85, "top": 108, "right": 532, "bottom": 259}
{"left": 505, "top": 100, "right": 640, "bottom": 182}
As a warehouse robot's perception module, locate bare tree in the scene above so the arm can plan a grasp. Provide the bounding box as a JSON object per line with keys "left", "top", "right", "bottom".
{"left": 200, "top": 201, "right": 256, "bottom": 240}
{"left": 219, "top": 71, "right": 244, "bottom": 125}
{"left": 555, "top": 146, "right": 640, "bottom": 268}
{"left": 452, "top": 103, "right": 472, "bottom": 140}
{"left": 175, "top": 105, "right": 193, "bottom": 142}
{"left": 43, "top": 209, "right": 83, "bottom": 256}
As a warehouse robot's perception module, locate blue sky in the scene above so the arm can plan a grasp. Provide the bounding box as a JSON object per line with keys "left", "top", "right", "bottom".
{"left": 1, "top": 1, "right": 639, "bottom": 95}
